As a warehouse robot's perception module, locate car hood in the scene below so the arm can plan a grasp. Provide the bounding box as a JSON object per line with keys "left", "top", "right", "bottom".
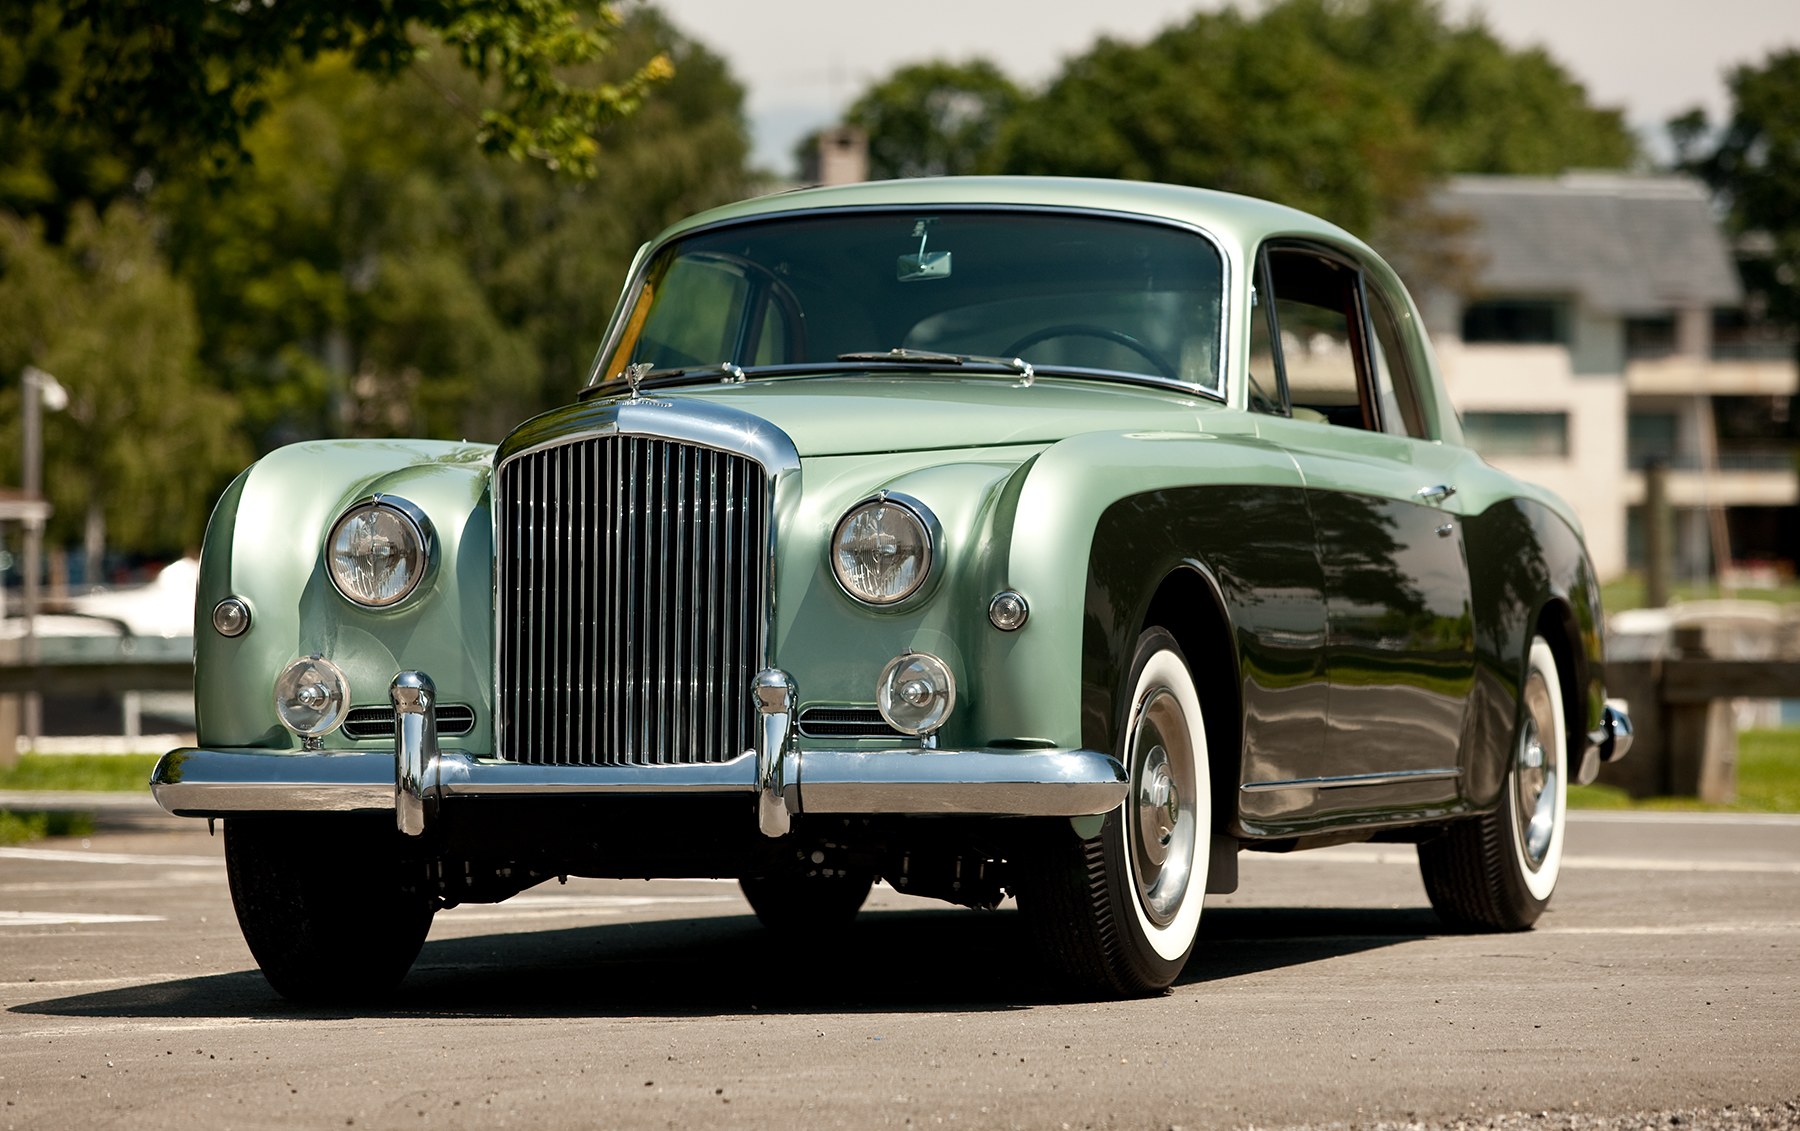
{"left": 609, "top": 374, "right": 1215, "bottom": 457}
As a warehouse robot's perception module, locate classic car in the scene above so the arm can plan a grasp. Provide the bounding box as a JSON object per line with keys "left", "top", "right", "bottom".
{"left": 152, "top": 176, "right": 1632, "bottom": 1002}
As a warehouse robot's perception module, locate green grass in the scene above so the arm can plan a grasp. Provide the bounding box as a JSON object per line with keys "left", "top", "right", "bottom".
{"left": 0, "top": 810, "right": 95, "bottom": 846}
{"left": 1570, "top": 727, "right": 1800, "bottom": 813}
{"left": 1602, "top": 572, "right": 1800, "bottom": 613}
{"left": 0, "top": 753, "right": 160, "bottom": 793}
{"left": 0, "top": 754, "right": 159, "bottom": 845}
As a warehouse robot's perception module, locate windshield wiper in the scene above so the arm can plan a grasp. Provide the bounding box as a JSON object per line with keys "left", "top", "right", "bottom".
{"left": 835, "top": 348, "right": 965, "bottom": 365}
{"left": 837, "top": 348, "right": 1036, "bottom": 384}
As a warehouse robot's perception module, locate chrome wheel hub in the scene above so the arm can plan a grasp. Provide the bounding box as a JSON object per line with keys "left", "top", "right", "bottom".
{"left": 1128, "top": 688, "right": 1197, "bottom": 927}
{"left": 1514, "top": 671, "right": 1560, "bottom": 869}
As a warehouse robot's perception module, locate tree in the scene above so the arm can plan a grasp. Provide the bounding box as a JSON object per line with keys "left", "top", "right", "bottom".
{"left": 8, "top": 0, "right": 669, "bottom": 179}
{"left": 987, "top": 0, "right": 1635, "bottom": 237}
{"left": 844, "top": 61, "right": 1024, "bottom": 180}
{"left": 1673, "top": 50, "right": 1800, "bottom": 343}
{"left": 161, "top": 7, "right": 752, "bottom": 448}
{"left": 0, "top": 205, "right": 250, "bottom": 559}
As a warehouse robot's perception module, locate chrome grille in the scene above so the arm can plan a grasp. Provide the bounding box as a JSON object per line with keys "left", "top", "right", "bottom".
{"left": 497, "top": 434, "right": 769, "bottom": 766}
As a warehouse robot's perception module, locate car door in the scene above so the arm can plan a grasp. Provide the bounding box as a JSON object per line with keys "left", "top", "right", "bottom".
{"left": 1241, "top": 242, "right": 1478, "bottom": 824}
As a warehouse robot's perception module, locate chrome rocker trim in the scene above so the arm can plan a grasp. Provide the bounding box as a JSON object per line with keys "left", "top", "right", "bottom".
{"left": 150, "top": 668, "right": 1130, "bottom": 838}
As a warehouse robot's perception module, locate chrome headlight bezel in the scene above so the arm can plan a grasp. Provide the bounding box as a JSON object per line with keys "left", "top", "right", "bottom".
{"left": 326, "top": 496, "right": 435, "bottom": 609}
{"left": 829, "top": 493, "right": 938, "bottom": 607}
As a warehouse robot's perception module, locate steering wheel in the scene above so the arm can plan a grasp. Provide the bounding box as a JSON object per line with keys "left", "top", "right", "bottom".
{"left": 1003, "top": 324, "right": 1177, "bottom": 379}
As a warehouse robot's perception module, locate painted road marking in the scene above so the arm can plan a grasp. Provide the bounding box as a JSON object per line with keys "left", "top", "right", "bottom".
{"left": 0, "top": 910, "right": 165, "bottom": 926}
{"left": 1252, "top": 845, "right": 1800, "bottom": 874}
{"left": 443, "top": 893, "right": 739, "bottom": 921}
{"left": 0, "top": 847, "right": 220, "bottom": 867}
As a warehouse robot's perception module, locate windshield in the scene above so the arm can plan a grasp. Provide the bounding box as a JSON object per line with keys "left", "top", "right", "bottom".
{"left": 592, "top": 209, "right": 1227, "bottom": 395}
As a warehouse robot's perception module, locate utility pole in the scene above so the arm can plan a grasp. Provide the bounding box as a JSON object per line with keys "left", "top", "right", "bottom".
{"left": 20, "top": 367, "right": 67, "bottom": 752}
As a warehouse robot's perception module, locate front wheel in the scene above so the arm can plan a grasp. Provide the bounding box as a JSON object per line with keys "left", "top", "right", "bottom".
{"left": 1418, "top": 635, "right": 1568, "bottom": 929}
{"left": 1018, "top": 629, "right": 1210, "bottom": 996}
{"left": 739, "top": 859, "right": 873, "bottom": 935}
{"left": 224, "top": 815, "right": 436, "bottom": 1003}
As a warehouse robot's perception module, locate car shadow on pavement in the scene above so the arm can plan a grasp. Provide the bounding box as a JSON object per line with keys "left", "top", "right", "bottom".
{"left": 10, "top": 904, "right": 1441, "bottom": 1020}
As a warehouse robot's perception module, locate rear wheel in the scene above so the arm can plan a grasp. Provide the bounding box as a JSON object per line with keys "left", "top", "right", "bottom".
{"left": 224, "top": 815, "right": 435, "bottom": 1003}
{"left": 1019, "top": 629, "right": 1209, "bottom": 996}
{"left": 1419, "top": 635, "right": 1567, "bottom": 929}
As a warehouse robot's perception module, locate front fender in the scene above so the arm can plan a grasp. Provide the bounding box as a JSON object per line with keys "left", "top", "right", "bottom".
{"left": 194, "top": 439, "right": 497, "bottom": 751}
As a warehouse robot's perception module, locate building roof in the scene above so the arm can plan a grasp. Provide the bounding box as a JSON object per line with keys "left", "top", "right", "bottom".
{"left": 1439, "top": 173, "right": 1742, "bottom": 314}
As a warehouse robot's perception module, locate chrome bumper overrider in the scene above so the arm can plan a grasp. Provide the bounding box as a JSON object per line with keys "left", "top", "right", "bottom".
{"left": 1576, "top": 701, "right": 1633, "bottom": 786}
{"left": 150, "top": 669, "right": 1130, "bottom": 838}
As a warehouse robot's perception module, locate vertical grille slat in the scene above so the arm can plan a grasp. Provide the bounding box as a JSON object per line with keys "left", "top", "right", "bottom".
{"left": 498, "top": 434, "right": 767, "bottom": 767}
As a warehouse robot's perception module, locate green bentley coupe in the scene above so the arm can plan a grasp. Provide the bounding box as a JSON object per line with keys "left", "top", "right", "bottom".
{"left": 153, "top": 176, "right": 1631, "bottom": 1001}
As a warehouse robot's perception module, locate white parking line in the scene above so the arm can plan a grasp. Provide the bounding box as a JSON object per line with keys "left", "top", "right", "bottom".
{"left": 443, "top": 893, "right": 739, "bottom": 921}
{"left": 0, "top": 847, "right": 220, "bottom": 867}
{"left": 1548, "top": 922, "right": 1800, "bottom": 935}
{"left": 1252, "top": 845, "right": 1800, "bottom": 874}
{"left": 1570, "top": 810, "right": 1800, "bottom": 827}
{"left": 0, "top": 910, "right": 165, "bottom": 926}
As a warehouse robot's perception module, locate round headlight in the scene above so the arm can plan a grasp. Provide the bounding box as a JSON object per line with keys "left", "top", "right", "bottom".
{"left": 328, "top": 499, "right": 430, "bottom": 607}
{"left": 877, "top": 652, "right": 957, "bottom": 736}
{"left": 273, "top": 655, "right": 350, "bottom": 738}
{"left": 831, "top": 496, "right": 933, "bottom": 606}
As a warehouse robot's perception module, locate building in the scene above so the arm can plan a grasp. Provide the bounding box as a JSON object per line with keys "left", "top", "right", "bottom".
{"left": 1420, "top": 173, "right": 1799, "bottom": 582}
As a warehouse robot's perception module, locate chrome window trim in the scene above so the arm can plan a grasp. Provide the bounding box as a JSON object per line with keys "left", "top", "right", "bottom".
{"left": 584, "top": 203, "right": 1233, "bottom": 403}
{"left": 491, "top": 398, "right": 802, "bottom": 764}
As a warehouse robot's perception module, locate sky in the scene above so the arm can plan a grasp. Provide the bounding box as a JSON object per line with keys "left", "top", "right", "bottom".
{"left": 641, "top": 0, "right": 1799, "bottom": 173}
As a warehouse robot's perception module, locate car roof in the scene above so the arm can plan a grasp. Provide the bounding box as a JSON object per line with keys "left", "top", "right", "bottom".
{"left": 653, "top": 176, "right": 1368, "bottom": 256}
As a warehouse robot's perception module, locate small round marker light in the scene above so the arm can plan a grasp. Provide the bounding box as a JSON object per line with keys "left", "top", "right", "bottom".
{"left": 877, "top": 652, "right": 957, "bottom": 737}
{"left": 212, "top": 596, "right": 252, "bottom": 638}
{"left": 988, "top": 590, "right": 1029, "bottom": 632}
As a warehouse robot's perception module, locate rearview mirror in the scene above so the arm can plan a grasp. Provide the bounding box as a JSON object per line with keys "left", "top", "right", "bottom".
{"left": 897, "top": 251, "right": 952, "bottom": 282}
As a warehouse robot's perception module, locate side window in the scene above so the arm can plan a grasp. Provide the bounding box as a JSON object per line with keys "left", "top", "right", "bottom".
{"left": 1246, "top": 254, "right": 1286, "bottom": 415}
{"left": 1366, "top": 286, "right": 1430, "bottom": 440}
{"left": 1264, "top": 247, "right": 1370, "bottom": 429}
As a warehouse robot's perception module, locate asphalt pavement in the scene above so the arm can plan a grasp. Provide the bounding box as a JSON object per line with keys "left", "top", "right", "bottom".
{"left": 0, "top": 807, "right": 1795, "bottom": 1130}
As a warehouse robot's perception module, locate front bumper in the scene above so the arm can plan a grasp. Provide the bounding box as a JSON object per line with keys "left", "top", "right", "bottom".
{"left": 152, "top": 669, "right": 1129, "bottom": 838}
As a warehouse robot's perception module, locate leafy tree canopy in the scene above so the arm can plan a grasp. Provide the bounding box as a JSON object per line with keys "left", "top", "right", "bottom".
{"left": 990, "top": 0, "right": 1635, "bottom": 235}
{"left": 0, "top": 205, "right": 250, "bottom": 553}
{"left": 1672, "top": 49, "right": 1800, "bottom": 337}
{"left": 1, "top": 0, "right": 671, "bottom": 232}
{"left": 845, "top": 60, "right": 1024, "bottom": 180}
{"left": 162, "top": 6, "right": 751, "bottom": 450}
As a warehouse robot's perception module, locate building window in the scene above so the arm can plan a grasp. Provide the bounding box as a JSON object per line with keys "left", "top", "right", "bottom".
{"left": 1462, "top": 411, "right": 1570, "bottom": 458}
{"left": 1461, "top": 300, "right": 1568, "bottom": 345}
{"left": 1627, "top": 411, "right": 1679, "bottom": 468}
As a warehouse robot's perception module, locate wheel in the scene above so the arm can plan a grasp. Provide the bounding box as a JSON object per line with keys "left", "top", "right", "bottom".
{"left": 1017, "top": 628, "right": 1209, "bottom": 996}
{"left": 1003, "top": 324, "right": 1177, "bottom": 378}
{"left": 224, "top": 815, "right": 436, "bottom": 1003}
{"left": 739, "top": 860, "right": 873, "bottom": 934}
{"left": 1419, "top": 635, "right": 1567, "bottom": 930}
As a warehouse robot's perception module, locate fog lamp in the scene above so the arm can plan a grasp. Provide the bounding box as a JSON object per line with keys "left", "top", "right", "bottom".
{"left": 877, "top": 652, "right": 956, "bottom": 736}
{"left": 274, "top": 655, "right": 350, "bottom": 741}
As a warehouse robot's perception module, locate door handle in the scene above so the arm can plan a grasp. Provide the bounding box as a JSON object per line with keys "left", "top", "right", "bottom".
{"left": 1415, "top": 484, "right": 1456, "bottom": 505}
